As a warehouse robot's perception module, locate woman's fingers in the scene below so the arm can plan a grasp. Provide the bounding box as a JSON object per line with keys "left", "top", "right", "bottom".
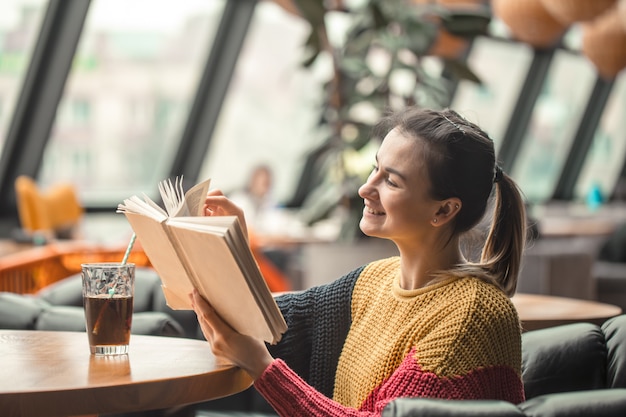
{"left": 202, "top": 190, "right": 248, "bottom": 239}
{"left": 190, "top": 290, "right": 219, "bottom": 340}
{"left": 189, "top": 289, "right": 274, "bottom": 379}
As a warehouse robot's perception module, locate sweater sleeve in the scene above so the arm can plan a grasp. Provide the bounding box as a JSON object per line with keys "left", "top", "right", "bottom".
{"left": 255, "top": 359, "right": 382, "bottom": 416}
{"left": 267, "top": 266, "right": 362, "bottom": 396}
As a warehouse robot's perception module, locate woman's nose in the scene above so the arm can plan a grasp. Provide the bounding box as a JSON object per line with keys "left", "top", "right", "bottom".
{"left": 358, "top": 180, "right": 374, "bottom": 199}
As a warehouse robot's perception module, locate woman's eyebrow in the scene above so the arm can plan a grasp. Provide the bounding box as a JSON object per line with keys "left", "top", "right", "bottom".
{"left": 375, "top": 155, "right": 407, "bottom": 181}
{"left": 385, "top": 166, "right": 407, "bottom": 181}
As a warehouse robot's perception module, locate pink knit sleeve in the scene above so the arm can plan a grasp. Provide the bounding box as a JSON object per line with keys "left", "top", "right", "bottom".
{"left": 254, "top": 359, "right": 383, "bottom": 416}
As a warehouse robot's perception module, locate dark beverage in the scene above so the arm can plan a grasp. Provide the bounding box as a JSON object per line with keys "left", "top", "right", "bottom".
{"left": 84, "top": 294, "right": 133, "bottom": 353}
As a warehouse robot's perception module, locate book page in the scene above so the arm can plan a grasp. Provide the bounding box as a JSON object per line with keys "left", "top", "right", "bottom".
{"left": 157, "top": 177, "right": 211, "bottom": 217}
{"left": 181, "top": 177, "right": 211, "bottom": 217}
{"left": 117, "top": 195, "right": 168, "bottom": 222}
{"left": 158, "top": 177, "right": 187, "bottom": 217}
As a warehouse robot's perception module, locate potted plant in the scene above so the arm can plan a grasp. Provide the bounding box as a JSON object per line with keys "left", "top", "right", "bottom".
{"left": 276, "top": 0, "right": 491, "bottom": 240}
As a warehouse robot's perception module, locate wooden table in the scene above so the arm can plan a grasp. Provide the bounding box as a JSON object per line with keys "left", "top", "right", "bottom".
{"left": 512, "top": 293, "right": 623, "bottom": 331}
{"left": 0, "top": 330, "right": 253, "bottom": 417}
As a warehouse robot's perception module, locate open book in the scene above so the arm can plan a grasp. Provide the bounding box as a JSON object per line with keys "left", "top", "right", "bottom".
{"left": 117, "top": 177, "right": 287, "bottom": 344}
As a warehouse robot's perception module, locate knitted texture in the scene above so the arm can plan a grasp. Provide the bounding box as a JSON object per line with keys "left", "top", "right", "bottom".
{"left": 255, "top": 257, "right": 524, "bottom": 416}
{"left": 334, "top": 257, "right": 524, "bottom": 408}
{"left": 268, "top": 267, "right": 361, "bottom": 397}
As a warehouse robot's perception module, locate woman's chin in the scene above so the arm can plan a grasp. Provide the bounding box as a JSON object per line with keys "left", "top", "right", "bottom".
{"left": 359, "top": 219, "right": 380, "bottom": 238}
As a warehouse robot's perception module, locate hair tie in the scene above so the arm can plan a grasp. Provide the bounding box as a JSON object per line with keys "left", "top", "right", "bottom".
{"left": 494, "top": 165, "right": 503, "bottom": 183}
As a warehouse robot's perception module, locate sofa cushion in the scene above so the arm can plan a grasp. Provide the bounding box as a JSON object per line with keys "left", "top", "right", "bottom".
{"left": 35, "top": 305, "right": 87, "bottom": 332}
{"left": 152, "top": 284, "right": 203, "bottom": 339}
{"left": 382, "top": 398, "right": 523, "bottom": 416}
{"left": 519, "top": 389, "right": 626, "bottom": 417}
{"left": 131, "top": 311, "right": 185, "bottom": 337}
{"left": 37, "top": 267, "right": 162, "bottom": 312}
{"left": 0, "top": 292, "right": 49, "bottom": 329}
{"left": 522, "top": 322, "right": 606, "bottom": 399}
{"left": 33, "top": 304, "right": 185, "bottom": 337}
{"left": 603, "top": 314, "right": 626, "bottom": 388}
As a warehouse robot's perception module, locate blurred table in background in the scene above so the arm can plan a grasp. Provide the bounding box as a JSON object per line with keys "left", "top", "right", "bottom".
{"left": 512, "top": 292, "right": 622, "bottom": 332}
{"left": 0, "top": 240, "right": 150, "bottom": 294}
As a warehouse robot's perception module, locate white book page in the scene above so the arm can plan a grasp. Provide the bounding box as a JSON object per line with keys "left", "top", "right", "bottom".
{"left": 158, "top": 177, "right": 187, "bottom": 217}
{"left": 158, "top": 176, "right": 212, "bottom": 218}
{"left": 117, "top": 195, "right": 168, "bottom": 222}
{"left": 182, "top": 178, "right": 211, "bottom": 217}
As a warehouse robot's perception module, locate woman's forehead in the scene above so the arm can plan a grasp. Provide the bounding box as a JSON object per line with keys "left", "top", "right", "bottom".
{"left": 378, "top": 129, "right": 427, "bottom": 177}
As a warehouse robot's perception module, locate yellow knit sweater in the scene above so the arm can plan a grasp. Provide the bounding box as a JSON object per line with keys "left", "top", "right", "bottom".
{"left": 333, "top": 257, "right": 523, "bottom": 409}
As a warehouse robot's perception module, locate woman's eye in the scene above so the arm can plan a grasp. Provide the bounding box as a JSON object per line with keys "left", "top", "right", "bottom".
{"left": 385, "top": 178, "right": 397, "bottom": 187}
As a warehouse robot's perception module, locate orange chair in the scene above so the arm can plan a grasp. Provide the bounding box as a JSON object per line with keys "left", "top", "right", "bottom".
{"left": 14, "top": 175, "right": 84, "bottom": 239}
{"left": 248, "top": 231, "right": 292, "bottom": 293}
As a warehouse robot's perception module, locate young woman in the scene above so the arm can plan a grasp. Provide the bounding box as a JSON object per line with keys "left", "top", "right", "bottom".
{"left": 195, "top": 107, "right": 528, "bottom": 416}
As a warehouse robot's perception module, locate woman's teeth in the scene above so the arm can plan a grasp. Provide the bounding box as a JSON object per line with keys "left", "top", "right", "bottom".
{"left": 367, "top": 207, "right": 384, "bottom": 215}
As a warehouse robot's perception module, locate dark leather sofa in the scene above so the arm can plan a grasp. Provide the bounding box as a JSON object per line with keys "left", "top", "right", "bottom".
{"left": 1, "top": 268, "right": 626, "bottom": 417}
{"left": 383, "top": 315, "right": 626, "bottom": 417}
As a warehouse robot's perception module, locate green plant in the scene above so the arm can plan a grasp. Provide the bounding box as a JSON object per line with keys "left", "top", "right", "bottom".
{"left": 283, "top": 0, "right": 491, "bottom": 239}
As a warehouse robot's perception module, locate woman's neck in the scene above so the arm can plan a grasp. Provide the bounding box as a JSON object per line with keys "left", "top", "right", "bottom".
{"left": 397, "top": 240, "right": 464, "bottom": 290}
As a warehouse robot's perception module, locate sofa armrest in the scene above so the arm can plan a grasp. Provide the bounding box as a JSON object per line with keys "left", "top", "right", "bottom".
{"left": 382, "top": 398, "right": 523, "bottom": 416}
{"left": 131, "top": 311, "right": 185, "bottom": 337}
{"left": 382, "top": 389, "right": 626, "bottom": 417}
{"left": 0, "top": 292, "right": 48, "bottom": 329}
{"left": 519, "top": 389, "right": 626, "bottom": 417}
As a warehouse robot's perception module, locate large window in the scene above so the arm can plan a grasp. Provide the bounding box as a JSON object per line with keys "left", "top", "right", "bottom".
{"left": 199, "top": 2, "right": 326, "bottom": 204}
{"left": 39, "top": 0, "right": 224, "bottom": 205}
{"left": 575, "top": 73, "right": 626, "bottom": 202}
{"left": 0, "top": 0, "right": 47, "bottom": 154}
{"left": 511, "top": 50, "right": 597, "bottom": 203}
{"left": 450, "top": 36, "right": 533, "bottom": 150}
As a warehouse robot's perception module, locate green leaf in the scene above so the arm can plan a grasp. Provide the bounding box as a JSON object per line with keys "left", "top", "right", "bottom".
{"left": 441, "top": 10, "right": 491, "bottom": 38}
{"left": 369, "top": 2, "right": 388, "bottom": 30}
{"left": 403, "top": 21, "right": 438, "bottom": 55}
{"left": 443, "top": 59, "right": 482, "bottom": 84}
{"left": 340, "top": 57, "right": 373, "bottom": 77}
{"left": 292, "top": 0, "right": 326, "bottom": 28}
{"left": 301, "top": 29, "right": 322, "bottom": 68}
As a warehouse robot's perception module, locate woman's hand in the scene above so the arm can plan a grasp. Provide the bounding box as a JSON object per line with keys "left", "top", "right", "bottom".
{"left": 203, "top": 189, "right": 248, "bottom": 240}
{"left": 190, "top": 289, "right": 274, "bottom": 380}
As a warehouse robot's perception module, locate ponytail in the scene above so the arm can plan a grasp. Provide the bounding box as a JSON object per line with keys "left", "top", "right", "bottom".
{"left": 479, "top": 172, "right": 527, "bottom": 297}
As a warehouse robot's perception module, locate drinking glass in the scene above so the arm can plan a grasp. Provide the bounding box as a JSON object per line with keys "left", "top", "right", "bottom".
{"left": 81, "top": 263, "right": 135, "bottom": 355}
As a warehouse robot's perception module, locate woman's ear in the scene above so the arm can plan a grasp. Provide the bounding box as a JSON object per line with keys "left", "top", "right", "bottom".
{"left": 431, "top": 199, "right": 462, "bottom": 227}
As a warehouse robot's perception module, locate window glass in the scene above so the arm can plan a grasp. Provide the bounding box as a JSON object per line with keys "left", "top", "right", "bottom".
{"left": 575, "top": 74, "right": 626, "bottom": 201}
{"left": 450, "top": 36, "right": 533, "bottom": 150}
{"left": 0, "top": 0, "right": 47, "bottom": 154}
{"left": 39, "top": 0, "right": 224, "bottom": 205}
{"left": 199, "top": 2, "right": 327, "bottom": 204}
{"left": 510, "top": 50, "right": 597, "bottom": 203}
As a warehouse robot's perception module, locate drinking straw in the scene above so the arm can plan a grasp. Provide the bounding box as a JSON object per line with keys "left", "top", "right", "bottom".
{"left": 121, "top": 233, "right": 136, "bottom": 265}
{"left": 93, "top": 233, "right": 137, "bottom": 334}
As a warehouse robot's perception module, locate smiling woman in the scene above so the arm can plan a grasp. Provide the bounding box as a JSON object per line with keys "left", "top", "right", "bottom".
{"left": 189, "top": 106, "right": 530, "bottom": 417}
